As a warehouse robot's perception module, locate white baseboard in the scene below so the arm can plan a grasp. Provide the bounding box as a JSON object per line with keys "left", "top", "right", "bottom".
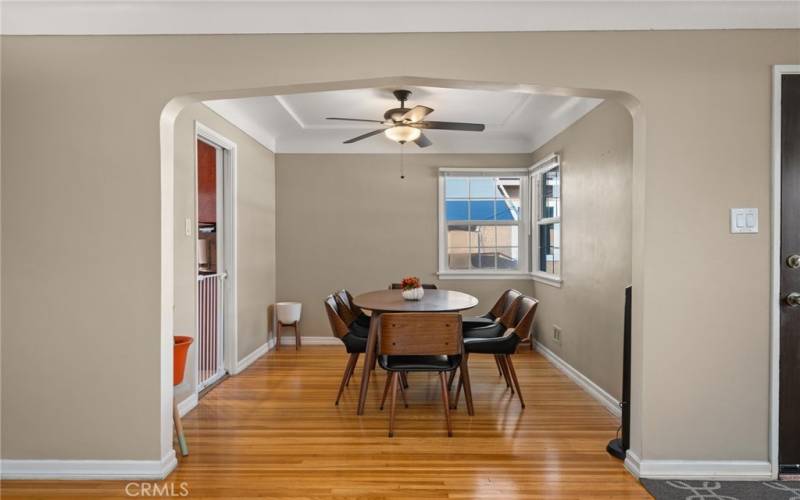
{"left": 0, "top": 451, "right": 177, "bottom": 480}
{"left": 625, "top": 450, "right": 642, "bottom": 478}
{"left": 234, "top": 340, "right": 272, "bottom": 373}
{"left": 533, "top": 340, "right": 621, "bottom": 418}
{"left": 626, "top": 449, "right": 773, "bottom": 480}
{"left": 279, "top": 336, "right": 339, "bottom": 346}
{"left": 177, "top": 392, "right": 198, "bottom": 417}
{"left": 637, "top": 458, "right": 772, "bottom": 480}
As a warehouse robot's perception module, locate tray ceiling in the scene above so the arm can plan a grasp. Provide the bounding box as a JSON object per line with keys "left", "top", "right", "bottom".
{"left": 204, "top": 86, "right": 603, "bottom": 154}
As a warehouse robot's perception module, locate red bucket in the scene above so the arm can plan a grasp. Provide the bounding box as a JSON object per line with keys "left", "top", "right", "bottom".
{"left": 173, "top": 336, "right": 193, "bottom": 386}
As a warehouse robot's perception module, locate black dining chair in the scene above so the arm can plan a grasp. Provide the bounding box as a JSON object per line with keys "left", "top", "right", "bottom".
{"left": 453, "top": 296, "right": 539, "bottom": 409}
{"left": 323, "top": 294, "right": 369, "bottom": 406}
{"left": 333, "top": 289, "right": 370, "bottom": 336}
{"left": 334, "top": 289, "right": 410, "bottom": 388}
{"left": 447, "top": 294, "right": 523, "bottom": 390}
{"left": 377, "top": 313, "right": 465, "bottom": 437}
{"left": 462, "top": 289, "right": 523, "bottom": 336}
{"left": 389, "top": 283, "right": 438, "bottom": 290}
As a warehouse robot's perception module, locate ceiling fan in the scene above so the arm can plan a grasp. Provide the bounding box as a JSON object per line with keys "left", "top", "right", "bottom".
{"left": 326, "top": 89, "right": 486, "bottom": 148}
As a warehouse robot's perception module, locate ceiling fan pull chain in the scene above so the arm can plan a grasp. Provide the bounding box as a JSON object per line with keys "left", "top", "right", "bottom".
{"left": 400, "top": 143, "right": 405, "bottom": 180}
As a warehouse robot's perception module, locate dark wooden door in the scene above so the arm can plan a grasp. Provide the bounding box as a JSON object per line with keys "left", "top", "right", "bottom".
{"left": 780, "top": 73, "right": 800, "bottom": 472}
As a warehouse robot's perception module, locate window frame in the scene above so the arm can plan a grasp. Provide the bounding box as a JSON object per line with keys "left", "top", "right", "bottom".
{"left": 437, "top": 168, "right": 531, "bottom": 279}
{"left": 529, "top": 154, "right": 563, "bottom": 287}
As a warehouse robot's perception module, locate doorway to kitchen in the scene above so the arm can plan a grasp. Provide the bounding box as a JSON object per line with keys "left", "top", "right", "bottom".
{"left": 195, "top": 123, "right": 237, "bottom": 394}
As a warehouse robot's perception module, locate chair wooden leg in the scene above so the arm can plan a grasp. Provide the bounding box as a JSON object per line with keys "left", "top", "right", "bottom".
{"left": 275, "top": 322, "right": 281, "bottom": 351}
{"left": 345, "top": 353, "right": 360, "bottom": 387}
{"left": 505, "top": 355, "right": 525, "bottom": 408}
{"left": 438, "top": 372, "right": 453, "bottom": 437}
{"left": 400, "top": 372, "right": 409, "bottom": 389}
{"left": 335, "top": 353, "right": 358, "bottom": 406}
{"left": 451, "top": 372, "right": 463, "bottom": 410}
{"left": 460, "top": 354, "right": 475, "bottom": 416}
{"left": 294, "top": 322, "right": 301, "bottom": 350}
{"left": 380, "top": 373, "right": 392, "bottom": 410}
{"left": 495, "top": 356, "right": 503, "bottom": 376}
{"left": 499, "top": 355, "right": 514, "bottom": 391}
{"left": 447, "top": 368, "right": 457, "bottom": 392}
{"left": 398, "top": 376, "right": 409, "bottom": 408}
{"left": 388, "top": 372, "right": 399, "bottom": 437}
{"left": 173, "top": 399, "right": 188, "bottom": 456}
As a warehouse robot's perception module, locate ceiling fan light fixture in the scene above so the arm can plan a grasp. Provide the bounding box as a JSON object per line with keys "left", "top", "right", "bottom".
{"left": 384, "top": 125, "right": 421, "bottom": 144}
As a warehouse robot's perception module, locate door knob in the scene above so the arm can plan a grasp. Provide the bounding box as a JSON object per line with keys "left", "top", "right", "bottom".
{"left": 786, "top": 292, "right": 800, "bottom": 307}
{"left": 788, "top": 255, "right": 800, "bottom": 269}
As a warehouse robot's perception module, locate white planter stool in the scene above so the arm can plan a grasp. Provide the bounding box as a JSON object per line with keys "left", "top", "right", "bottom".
{"left": 275, "top": 302, "right": 302, "bottom": 350}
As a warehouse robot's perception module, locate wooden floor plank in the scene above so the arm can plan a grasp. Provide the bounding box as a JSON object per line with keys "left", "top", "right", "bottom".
{"left": 1, "top": 346, "right": 649, "bottom": 499}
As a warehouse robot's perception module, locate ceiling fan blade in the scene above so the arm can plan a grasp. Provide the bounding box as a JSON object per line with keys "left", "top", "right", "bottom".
{"left": 415, "top": 121, "right": 485, "bottom": 132}
{"left": 343, "top": 129, "right": 385, "bottom": 144}
{"left": 401, "top": 105, "right": 434, "bottom": 123}
{"left": 327, "top": 117, "right": 386, "bottom": 123}
{"left": 413, "top": 133, "right": 432, "bottom": 148}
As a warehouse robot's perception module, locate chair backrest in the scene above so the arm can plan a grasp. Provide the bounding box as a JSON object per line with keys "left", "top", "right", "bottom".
{"left": 336, "top": 289, "right": 363, "bottom": 317}
{"left": 489, "top": 289, "right": 523, "bottom": 320}
{"left": 323, "top": 294, "right": 350, "bottom": 339}
{"left": 389, "top": 283, "right": 438, "bottom": 290}
{"left": 509, "top": 296, "right": 539, "bottom": 341}
{"left": 379, "top": 313, "right": 462, "bottom": 356}
{"left": 333, "top": 291, "right": 357, "bottom": 326}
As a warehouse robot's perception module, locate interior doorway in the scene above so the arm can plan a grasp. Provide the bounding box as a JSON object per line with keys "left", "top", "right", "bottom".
{"left": 159, "top": 76, "right": 644, "bottom": 470}
{"left": 195, "top": 123, "right": 237, "bottom": 394}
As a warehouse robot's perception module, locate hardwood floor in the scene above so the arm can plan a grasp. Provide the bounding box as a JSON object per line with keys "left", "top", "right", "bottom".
{"left": 1, "top": 346, "right": 650, "bottom": 499}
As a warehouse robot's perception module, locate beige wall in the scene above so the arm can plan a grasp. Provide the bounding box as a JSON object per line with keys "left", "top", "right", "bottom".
{"left": 1, "top": 30, "right": 797, "bottom": 466}
{"left": 530, "top": 101, "right": 633, "bottom": 401}
{"left": 275, "top": 154, "right": 534, "bottom": 338}
{"left": 173, "top": 103, "right": 276, "bottom": 403}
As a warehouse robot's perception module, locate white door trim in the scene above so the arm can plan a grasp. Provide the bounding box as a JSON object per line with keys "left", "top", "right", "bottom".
{"left": 195, "top": 122, "right": 239, "bottom": 378}
{"left": 770, "top": 64, "right": 800, "bottom": 480}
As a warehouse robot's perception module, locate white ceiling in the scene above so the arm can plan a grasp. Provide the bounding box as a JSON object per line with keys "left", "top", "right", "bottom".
{"left": 3, "top": 1, "right": 798, "bottom": 35}
{"left": 204, "top": 86, "right": 603, "bottom": 154}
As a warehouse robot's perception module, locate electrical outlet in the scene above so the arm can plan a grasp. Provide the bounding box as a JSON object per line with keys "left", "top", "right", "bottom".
{"left": 553, "top": 325, "right": 562, "bottom": 344}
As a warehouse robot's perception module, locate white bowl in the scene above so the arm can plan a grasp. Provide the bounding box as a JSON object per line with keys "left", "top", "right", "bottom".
{"left": 276, "top": 302, "right": 302, "bottom": 324}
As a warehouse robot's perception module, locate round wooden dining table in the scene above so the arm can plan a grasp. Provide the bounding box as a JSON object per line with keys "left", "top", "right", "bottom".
{"left": 351, "top": 289, "right": 479, "bottom": 415}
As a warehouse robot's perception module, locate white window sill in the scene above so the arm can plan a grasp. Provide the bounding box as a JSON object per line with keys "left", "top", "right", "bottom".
{"left": 437, "top": 271, "right": 532, "bottom": 280}
{"left": 436, "top": 270, "right": 564, "bottom": 287}
{"left": 530, "top": 271, "right": 562, "bottom": 288}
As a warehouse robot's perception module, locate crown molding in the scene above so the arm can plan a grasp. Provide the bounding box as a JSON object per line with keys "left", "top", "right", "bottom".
{"left": 1, "top": 1, "right": 798, "bottom": 35}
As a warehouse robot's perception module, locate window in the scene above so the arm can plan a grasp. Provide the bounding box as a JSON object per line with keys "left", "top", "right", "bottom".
{"left": 437, "top": 156, "right": 561, "bottom": 284}
{"left": 439, "top": 171, "right": 528, "bottom": 276}
{"left": 531, "top": 155, "right": 562, "bottom": 282}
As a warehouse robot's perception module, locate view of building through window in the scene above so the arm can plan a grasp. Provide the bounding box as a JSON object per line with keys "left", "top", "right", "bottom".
{"left": 537, "top": 165, "right": 561, "bottom": 275}
{"left": 445, "top": 176, "right": 522, "bottom": 270}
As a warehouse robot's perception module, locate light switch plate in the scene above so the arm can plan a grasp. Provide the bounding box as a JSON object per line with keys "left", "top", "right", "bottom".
{"left": 553, "top": 325, "right": 562, "bottom": 345}
{"left": 185, "top": 218, "right": 192, "bottom": 237}
{"left": 730, "top": 208, "right": 758, "bottom": 234}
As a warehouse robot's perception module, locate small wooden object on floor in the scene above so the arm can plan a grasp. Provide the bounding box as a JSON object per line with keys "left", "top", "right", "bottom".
{"left": 275, "top": 302, "right": 303, "bottom": 350}
{"left": 173, "top": 400, "right": 188, "bottom": 456}
{"left": 276, "top": 321, "right": 301, "bottom": 350}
